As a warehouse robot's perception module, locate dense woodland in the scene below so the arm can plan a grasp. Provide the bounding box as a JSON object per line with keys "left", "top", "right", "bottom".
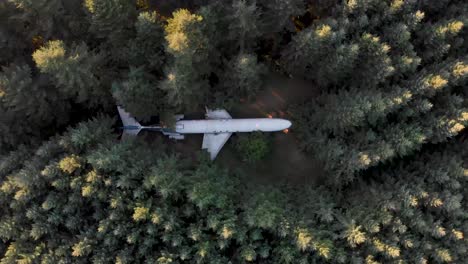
{"left": 0, "top": 0, "right": 467, "bottom": 263}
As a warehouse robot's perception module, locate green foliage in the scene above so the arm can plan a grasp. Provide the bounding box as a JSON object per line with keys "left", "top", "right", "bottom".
{"left": 188, "top": 162, "right": 238, "bottom": 210}
{"left": 1, "top": 118, "right": 468, "bottom": 263}
{"left": 282, "top": 23, "right": 361, "bottom": 87}
{"left": 113, "top": 67, "right": 168, "bottom": 121}
{"left": 0, "top": 120, "right": 330, "bottom": 263}
{"left": 159, "top": 61, "right": 209, "bottom": 112}
{"left": 293, "top": 56, "right": 468, "bottom": 184}
{"left": 235, "top": 132, "right": 271, "bottom": 163}
{"left": 219, "top": 53, "right": 266, "bottom": 106}
{"left": 0, "top": 64, "right": 69, "bottom": 154}
{"left": 243, "top": 187, "right": 287, "bottom": 229}
{"left": 85, "top": 0, "right": 136, "bottom": 44}
{"left": 228, "top": 0, "right": 261, "bottom": 53}
{"left": 7, "top": 0, "right": 87, "bottom": 41}
{"left": 341, "top": 142, "right": 468, "bottom": 263}
{"left": 282, "top": 0, "right": 426, "bottom": 88}
{"left": 33, "top": 40, "right": 110, "bottom": 106}
{"left": 164, "top": 9, "right": 204, "bottom": 55}
{"left": 258, "top": 0, "right": 305, "bottom": 33}
{"left": 289, "top": 0, "right": 468, "bottom": 185}
{"left": 160, "top": 9, "right": 211, "bottom": 111}
{"left": 125, "top": 11, "right": 165, "bottom": 71}
{"left": 416, "top": 18, "right": 466, "bottom": 63}
{"left": 1, "top": 1, "right": 468, "bottom": 263}
{"left": 0, "top": 2, "right": 29, "bottom": 66}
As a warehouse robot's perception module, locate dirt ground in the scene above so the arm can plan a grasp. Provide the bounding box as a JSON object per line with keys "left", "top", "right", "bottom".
{"left": 161, "top": 73, "right": 325, "bottom": 186}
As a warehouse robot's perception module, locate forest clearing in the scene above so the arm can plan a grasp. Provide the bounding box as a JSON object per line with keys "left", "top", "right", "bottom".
{"left": 165, "top": 73, "right": 324, "bottom": 185}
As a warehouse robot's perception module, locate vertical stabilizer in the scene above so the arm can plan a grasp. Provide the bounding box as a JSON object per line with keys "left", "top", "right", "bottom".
{"left": 117, "top": 106, "right": 142, "bottom": 137}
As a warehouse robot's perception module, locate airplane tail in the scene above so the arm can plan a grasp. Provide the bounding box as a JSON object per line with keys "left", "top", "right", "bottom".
{"left": 117, "top": 106, "right": 142, "bottom": 137}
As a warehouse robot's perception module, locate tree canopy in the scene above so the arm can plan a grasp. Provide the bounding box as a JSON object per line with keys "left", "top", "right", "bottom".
{"left": 0, "top": 0, "right": 467, "bottom": 263}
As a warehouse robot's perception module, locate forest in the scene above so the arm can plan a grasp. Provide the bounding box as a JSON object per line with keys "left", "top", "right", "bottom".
{"left": 0, "top": 0, "right": 467, "bottom": 263}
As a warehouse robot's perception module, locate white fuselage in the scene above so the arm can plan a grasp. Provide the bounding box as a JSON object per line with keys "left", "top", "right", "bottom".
{"left": 175, "top": 118, "right": 291, "bottom": 134}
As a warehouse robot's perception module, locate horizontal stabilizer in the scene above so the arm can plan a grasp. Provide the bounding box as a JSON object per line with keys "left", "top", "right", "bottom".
{"left": 117, "top": 106, "right": 142, "bottom": 138}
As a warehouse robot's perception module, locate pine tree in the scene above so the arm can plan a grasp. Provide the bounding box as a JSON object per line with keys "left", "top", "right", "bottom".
{"left": 84, "top": 0, "right": 136, "bottom": 44}
{"left": 7, "top": 0, "right": 88, "bottom": 40}
{"left": 32, "top": 40, "right": 110, "bottom": 107}
{"left": 0, "top": 118, "right": 339, "bottom": 264}
{"left": 342, "top": 141, "right": 468, "bottom": 262}
{"left": 282, "top": 0, "right": 427, "bottom": 89}
{"left": 0, "top": 64, "right": 69, "bottom": 154}
{"left": 301, "top": 57, "right": 467, "bottom": 137}
{"left": 124, "top": 11, "right": 166, "bottom": 71}
{"left": 258, "top": 0, "right": 305, "bottom": 33}
{"left": 228, "top": 0, "right": 262, "bottom": 54}
{"left": 1, "top": 1, "right": 467, "bottom": 263}
{"left": 112, "top": 67, "right": 168, "bottom": 121}
{"left": 282, "top": 22, "right": 360, "bottom": 87}
{"left": 220, "top": 53, "right": 266, "bottom": 105}
{"left": 291, "top": 35, "right": 467, "bottom": 184}
{"left": 160, "top": 9, "right": 212, "bottom": 111}
{"left": 416, "top": 17, "right": 466, "bottom": 64}
{"left": 0, "top": 2, "right": 29, "bottom": 66}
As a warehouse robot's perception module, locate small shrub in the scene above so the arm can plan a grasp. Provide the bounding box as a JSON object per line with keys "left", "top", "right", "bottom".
{"left": 235, "top": 132, "right": 271, "bottom": 163}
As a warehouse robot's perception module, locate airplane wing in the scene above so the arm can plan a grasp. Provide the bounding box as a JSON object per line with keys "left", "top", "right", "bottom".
{"left": 206, "top": 108, "right": 232, "bottom": 119}
{"left": 202, "top": 132, "right": 232, "bottom": 160}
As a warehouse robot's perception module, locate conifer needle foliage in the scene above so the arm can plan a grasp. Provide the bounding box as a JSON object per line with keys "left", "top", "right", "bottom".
{"left": 0, "top": 0, "right": 467, "bottom": 263}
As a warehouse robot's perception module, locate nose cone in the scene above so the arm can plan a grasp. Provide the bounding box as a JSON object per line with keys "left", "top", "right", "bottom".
{"left": 254, "top": 118, "right": 293, "bottom": 132}
{"left": 279, "top": 119, "right": 292, "bottom": 130}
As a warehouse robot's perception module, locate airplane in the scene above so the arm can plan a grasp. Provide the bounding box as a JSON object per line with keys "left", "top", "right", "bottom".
{"left": 117, "top": 106, "right": 292, "bottom": 160}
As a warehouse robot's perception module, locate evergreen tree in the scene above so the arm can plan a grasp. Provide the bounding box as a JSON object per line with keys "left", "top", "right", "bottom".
{"left": 219, "top": 53, "right": 266, "bottom": 105}
{"left": 160, "top": 9, "right": 212, "bottom": 111}
{"left": 0, "top": 64, "right": 69, "bottom": 154}
{"left": 228, "top": 0, "right": 261, "bottom": 54}
{"left": 416, "top": 17, "right": 467, "bottom": 64}
{"left": 293, "top": 56, "right": 468, "bottom": 184}
{"left": 282, "top": 22, "right": 361, "bottom": 87}
{"left": 258, "top": 0, "right": 305, "bottom": 33}
{"left": 7, "top": 0, "right": 88, "bottom": 40}
{"left": 112, "top": 67, "right": 168, "bottom": 121}
{"left": 32, "top": 40, "right": 110, "bottom": 107}
{"left": 282, "top": 0, "right": 426, "bottom": 89}
{"left": 342, "top": 141, "right": 468, "bottom": 263}
{"left": 84, "top": 0, "right": 136, "bottom": 45}
{"left": 124, "top": 11, "right": 166, "bottom": 71}
{"left": 0, "top": 118, "right": 337, "bottom": 263}
{"left": 1, "top": 1, "right": 467, "bottom": 263}
{"left": 0, "top": 2, "right": 29, "bottom": 66}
